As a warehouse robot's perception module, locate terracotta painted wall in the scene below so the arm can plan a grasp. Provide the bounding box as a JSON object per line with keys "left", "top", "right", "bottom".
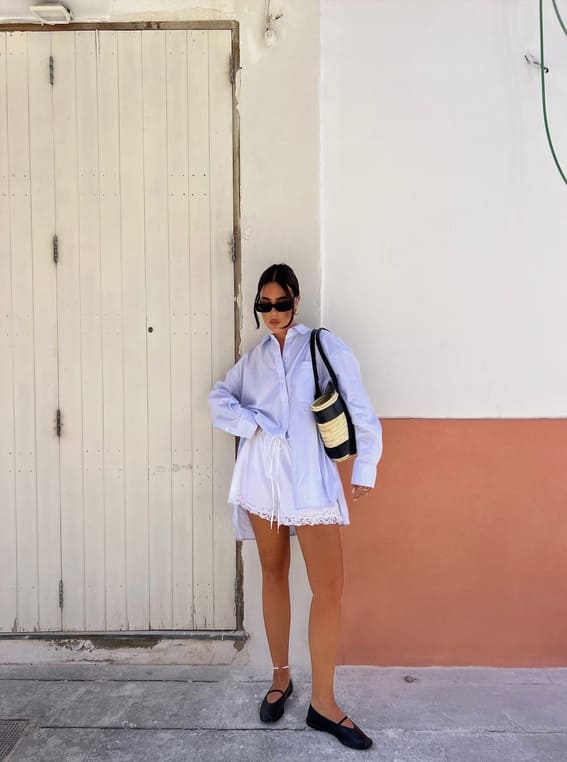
{"left": 337, "top": 419, "right": 567, "bottom": 666}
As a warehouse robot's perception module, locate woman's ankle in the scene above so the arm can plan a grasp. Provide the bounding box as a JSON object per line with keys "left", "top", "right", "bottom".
{"left": 272, "top": 664, "right": 290, "bottom": 678}
{"left": 310, "top": 695, "right": 339, "bottom": 713}
{"left": 310, "top": 698, "right": 354, "bottom": 727}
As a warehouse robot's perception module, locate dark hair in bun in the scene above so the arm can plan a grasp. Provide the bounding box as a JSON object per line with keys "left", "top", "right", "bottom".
{"left": 253, "top": 263, "right": 300, "bottom": 329}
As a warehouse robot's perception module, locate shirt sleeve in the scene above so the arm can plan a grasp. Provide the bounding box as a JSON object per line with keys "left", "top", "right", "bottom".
{"left": 319, "top": 331, "right": 383, "bottom": 488}
{"left": 208, "top": 355, "right": 258, "bottom": 439}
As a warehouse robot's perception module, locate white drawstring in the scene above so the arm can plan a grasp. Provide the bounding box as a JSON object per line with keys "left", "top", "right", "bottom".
{"left": 265, "top": 436, "right": 284, "bottom": 531}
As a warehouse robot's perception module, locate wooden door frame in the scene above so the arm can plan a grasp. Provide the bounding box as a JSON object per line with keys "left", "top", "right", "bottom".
{"left": 0, "top": 21, "right": 245, "bottom": 642}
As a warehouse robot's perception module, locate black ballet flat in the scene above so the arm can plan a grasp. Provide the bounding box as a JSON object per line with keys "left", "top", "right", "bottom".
{"left": 259, "top": 679, "right": 293, "bottom": 722}
{"left": 306, "top": 704, "right": 373, "bottom": 750}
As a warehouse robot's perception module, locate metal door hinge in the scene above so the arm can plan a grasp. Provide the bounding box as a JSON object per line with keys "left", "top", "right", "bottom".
{"left": 52, "top": 234, "right": 58, "bottom": 263}
{"left": 49, "top": 55, "right": 54, "bottom": 85}
{"left": 58, "top": 580, "right": 64, "bottom": 608}
{"left": 56, "top": 409, "right": 62, "bottom": 437}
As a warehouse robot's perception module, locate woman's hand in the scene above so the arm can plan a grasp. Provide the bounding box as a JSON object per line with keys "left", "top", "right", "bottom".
{"left": 351, "top": 485, "right": 372, "bottom": 502}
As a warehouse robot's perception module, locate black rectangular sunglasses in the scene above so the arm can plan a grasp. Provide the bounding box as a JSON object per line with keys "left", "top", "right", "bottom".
{"left": 255, "top": 299, "right": 294, "bottom": 313}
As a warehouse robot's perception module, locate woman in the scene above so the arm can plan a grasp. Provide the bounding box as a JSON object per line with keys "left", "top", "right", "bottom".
{"left": 208, "top": 263, "right": 382, "bottom": 751}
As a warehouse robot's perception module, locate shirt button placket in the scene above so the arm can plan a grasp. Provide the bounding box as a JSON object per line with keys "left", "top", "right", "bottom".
{"left": 276, "top": 338, "right": 290, "bottom": 436}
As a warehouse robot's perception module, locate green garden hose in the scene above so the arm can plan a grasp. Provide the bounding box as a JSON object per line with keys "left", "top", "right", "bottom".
{"left": 551, "top": 0, "right": 567, "bottom": 35}
{"left": 539, "top": 0, "right": 567, "bottom": 184}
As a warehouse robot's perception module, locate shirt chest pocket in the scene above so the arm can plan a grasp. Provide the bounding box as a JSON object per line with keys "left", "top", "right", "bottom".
{"left": 292, "top": 361, "right": 315, "bottom": 404}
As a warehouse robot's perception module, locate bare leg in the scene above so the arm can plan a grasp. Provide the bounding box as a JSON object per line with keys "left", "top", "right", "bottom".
{"left": 295, "top": 523, "right": 354, "bottom": 727}
{"left": 248, "top": 512, "right": 292, "bottom": 700}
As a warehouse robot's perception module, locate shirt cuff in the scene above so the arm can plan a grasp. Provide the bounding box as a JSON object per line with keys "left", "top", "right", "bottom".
{"left": 236, "top": 412, "right": 258, "bottom": 439}
{"left": 352, "top": 459, "right": 377, "bottom": 488}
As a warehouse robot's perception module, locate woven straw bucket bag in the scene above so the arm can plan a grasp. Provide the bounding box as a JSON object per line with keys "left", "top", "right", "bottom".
{"left": 309, "top": 328, "right": 357, "bottom": 462}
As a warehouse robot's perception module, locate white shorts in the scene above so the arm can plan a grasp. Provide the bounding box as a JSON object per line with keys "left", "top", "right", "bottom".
{"left": 228, "top": 428, "right": 345, "bottom": 541}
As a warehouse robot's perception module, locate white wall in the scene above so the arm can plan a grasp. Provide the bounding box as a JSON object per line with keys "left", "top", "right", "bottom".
{"left": 322, "top": 0, "right": 567, "bottom": 418}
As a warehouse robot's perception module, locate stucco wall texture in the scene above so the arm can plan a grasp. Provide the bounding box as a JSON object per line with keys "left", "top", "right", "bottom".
{"left": 337, "top": 419, "right": 567, "bottom": 666}
{"left": 321, "top": 1, "right": 567, "bottom": 666}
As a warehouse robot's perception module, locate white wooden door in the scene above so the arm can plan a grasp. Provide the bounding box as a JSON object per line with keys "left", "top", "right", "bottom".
{"left": 0, "top": 29, "right": 236, "bottom": 632}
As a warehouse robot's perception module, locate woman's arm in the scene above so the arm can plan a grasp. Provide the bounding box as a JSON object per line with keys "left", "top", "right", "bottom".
{"left": 208, "top": 356, "right": 258, "bottom": 439}
{"left": 320, "top": 332, "right": 383, "bottom": 488}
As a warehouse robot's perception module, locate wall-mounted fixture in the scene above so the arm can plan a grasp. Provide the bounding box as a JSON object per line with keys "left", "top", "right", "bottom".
{"left": 29, "top": 3, "right": 72, "bottom": 24}
{"left": 524, "top": 52, "right": 549, "bottom": 74}
{"left": 264, "top": 0, "right": 282, "bottom": 47}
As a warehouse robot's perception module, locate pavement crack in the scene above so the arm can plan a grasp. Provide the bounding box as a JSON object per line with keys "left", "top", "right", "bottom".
{"left": 381, "top": 727, "right": 567, "bottom": 736}
{"left": 0, "top": 678, "right": 219, "bottom": 684}
{"left": 35, "top": 724, "right": 309, "bottom": 732}
{"left": 500, "top": 709, "right": 525, "bottom": 732}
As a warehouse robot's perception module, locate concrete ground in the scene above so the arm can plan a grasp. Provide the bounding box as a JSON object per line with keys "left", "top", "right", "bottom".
{"left": 1, "top": 664, "right": 566, "bottom": 761}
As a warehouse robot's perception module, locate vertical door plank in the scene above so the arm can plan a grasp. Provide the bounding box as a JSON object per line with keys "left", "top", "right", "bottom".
{"left": 0, "top": 33, "right": 18, "bottom": 632}
{"left": 27, "top": 31, "right": 61, "bottom": 631}
{"left": 187, "top": 30, "right": 214, "bottom": 629}
{"left": 6, "top": 32, "right": 40, "bottom": 631}
{"left": 98, "top": 31, "right": 127, "bottom": 629}
{"left": 208, "top": 30, "right": 236, "bottom": 629}
{"left": 166, "top": 30, "right": 194, "bottom": 630}
{"left": 75, "top": 30, "right": 106, "bottom": 630}
{"left": 142, "top": 30, "right": 173, "bottom": 629}
{"left": 118, "top": 30, "right": 150, "bottom": 630}
{"left": 53, "top": 31, "right": 86, "bottom": 631}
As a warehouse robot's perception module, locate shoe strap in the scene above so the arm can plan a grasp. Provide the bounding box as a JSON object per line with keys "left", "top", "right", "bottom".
{"left": 337, "top": 715, "right": 350, "bottom": 726}
{"left": 266, "top": 688, "right": 285, "bottom": 696}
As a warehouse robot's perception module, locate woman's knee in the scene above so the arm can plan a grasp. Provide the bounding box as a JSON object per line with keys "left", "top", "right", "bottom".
{"left": 259, "top": 548, "right": 291, "bottom": 582}
{"left": 309, "top": 571, "right": 344, "bottom": 602}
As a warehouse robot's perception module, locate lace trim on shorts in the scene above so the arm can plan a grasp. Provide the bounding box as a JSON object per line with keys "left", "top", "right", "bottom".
{"left": 235, "top": 497, "right": 342, "bottom": 527}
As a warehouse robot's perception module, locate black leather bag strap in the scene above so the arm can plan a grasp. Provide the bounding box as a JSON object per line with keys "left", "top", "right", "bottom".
{"left": 310, "top": 327, "right": 342, "bottom": 393}
{"left": 309, "top": 328, "right": 323, "bottom": 398}
{"left": 310, "top": 327, "right": 341, "bottom": 395}
{"left": 315, "top": 328, "right": 341, "bottom": 391}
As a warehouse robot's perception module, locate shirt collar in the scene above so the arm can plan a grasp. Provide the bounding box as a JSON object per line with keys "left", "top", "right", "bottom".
{"left": 261, "top": 323, "right": 310, "bottom": 344}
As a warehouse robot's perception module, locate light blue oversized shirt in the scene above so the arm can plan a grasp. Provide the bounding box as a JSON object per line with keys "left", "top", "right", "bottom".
{"left": 208, "top": 324, "right": 383, "bottom": 510}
